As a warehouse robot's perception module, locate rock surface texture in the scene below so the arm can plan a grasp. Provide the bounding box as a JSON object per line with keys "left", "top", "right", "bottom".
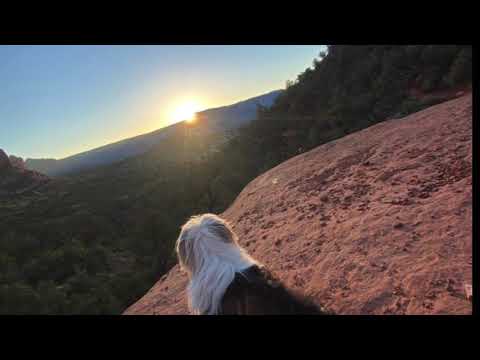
{"left": 124, "top": 94, "right": 472, "bottom": 315}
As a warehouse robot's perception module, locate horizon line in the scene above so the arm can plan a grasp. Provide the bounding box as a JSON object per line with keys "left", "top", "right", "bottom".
{"left": 19, "top": 88, "right": 283, "bottom": 161}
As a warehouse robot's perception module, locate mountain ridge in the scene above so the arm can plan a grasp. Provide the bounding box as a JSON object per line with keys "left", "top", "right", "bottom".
{"left": 24, "top": 89, "right": 283, "bottom": 176}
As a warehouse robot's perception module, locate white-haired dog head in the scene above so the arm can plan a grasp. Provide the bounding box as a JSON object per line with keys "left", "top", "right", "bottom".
{"left": 176, "top": 213, "right": 259, "bottom": 315}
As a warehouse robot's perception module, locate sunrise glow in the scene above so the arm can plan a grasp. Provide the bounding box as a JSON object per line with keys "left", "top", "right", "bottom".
{"left": 171, "top": 101, "right": 203, "bottom": 124}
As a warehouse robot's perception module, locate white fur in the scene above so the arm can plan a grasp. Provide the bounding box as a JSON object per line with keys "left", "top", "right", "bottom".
{"left": 176, "top": 213, "right": 260, "bottom": 315}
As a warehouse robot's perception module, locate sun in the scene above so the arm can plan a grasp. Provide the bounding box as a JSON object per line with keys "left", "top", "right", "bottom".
{"left": 171, "top": 101, "right": 202, "bottom": 124}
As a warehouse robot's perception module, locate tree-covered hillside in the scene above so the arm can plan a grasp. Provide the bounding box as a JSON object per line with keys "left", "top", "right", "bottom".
{"left": 247, "top": 45, "right": 472, "bottom": 167}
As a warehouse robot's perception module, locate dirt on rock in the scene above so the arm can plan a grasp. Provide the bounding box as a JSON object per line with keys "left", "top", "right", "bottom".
{"left": 124, "top": 94, "right": 472, "bottom": 315}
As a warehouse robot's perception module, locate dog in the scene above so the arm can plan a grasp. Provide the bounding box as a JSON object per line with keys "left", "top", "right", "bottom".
{"left": 176, "top": 213, "right": 329, "bottom": 315}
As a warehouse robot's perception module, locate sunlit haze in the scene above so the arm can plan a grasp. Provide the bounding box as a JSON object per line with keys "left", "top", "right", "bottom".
{"left": 171, "top": 100, "right": 203, "bottom": 123}
{"left": 0, "top": 45, "right": 325, "bottom": 159}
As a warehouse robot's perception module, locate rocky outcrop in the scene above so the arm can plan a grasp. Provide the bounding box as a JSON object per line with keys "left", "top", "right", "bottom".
{"left": 9, "top": 155, "right": 25, "bottom": 169}
{"left": 124, "top": 94, "right": 472, "bottom": 315}
{"left": 0, "top": 149, "right": 49, "bottom": 198}
{"left": 0, "top": 149, "right": 11, "bottom": 171}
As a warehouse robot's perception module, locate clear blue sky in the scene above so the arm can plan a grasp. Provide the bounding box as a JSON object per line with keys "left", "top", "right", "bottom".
{"left": 0, "top": 45, "right": 324, "bottom": 159}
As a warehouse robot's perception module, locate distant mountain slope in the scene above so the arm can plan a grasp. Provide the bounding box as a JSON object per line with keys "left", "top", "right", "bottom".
{"left": 25, "top": 89, "right": 283, "bottom": 176}
{"left": 196, "top": 89, "right": 283, "bottom": 131}
{"left": 124, "top": 93, "right": 472, "bottom": 315}
{"left": 25, "top": 124, "right": 178, "bottom": 177}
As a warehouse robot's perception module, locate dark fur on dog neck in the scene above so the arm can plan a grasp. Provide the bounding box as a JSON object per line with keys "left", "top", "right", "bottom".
{"left": 217, "top": 265, "right": 331, "bottom": 315}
